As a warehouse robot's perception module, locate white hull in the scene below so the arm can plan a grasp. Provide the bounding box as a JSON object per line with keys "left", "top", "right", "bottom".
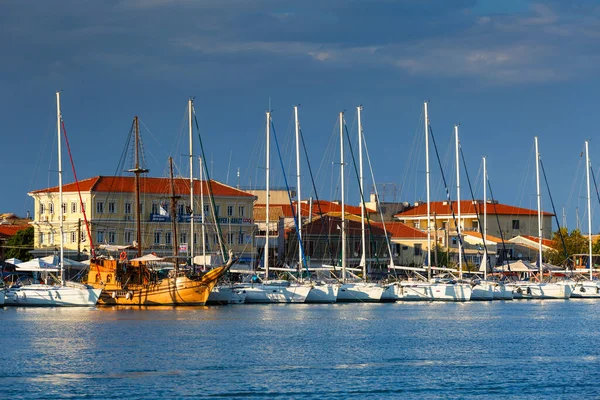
{"left": 230, "top": 290, "right": 247, "bottom": 304}
{"left": 508, "top": 282, "right": 572, "bottom": 299}
{"left": 430, "top": 282, "right": 472, "bottom": 302}
{"left": 305, "top": 283, "right": 339, "bottom": 303}
{"left": 235, "top": 283, "right": 311, "bottom": 303}
{"left": 471, "top": 281, "right": 495, "bottom": 301}
{"left": 4, "top": 283, "right": 101, "bottom": 307}
{"left": 337, "top": 282, "right": 384, "bottom": 302}
{"left": 571, "top": 280, "right": 600, "bottom": 298}
{"left": 397, "top": 282, "right": 433, "bottom": 301}
{"left": 492, "top": 283, "right": 514, "bottom": 300}
{"left": 0, "top": 290, "right": 4, "bottom": 306}
{"left": 207, "top": 285, "right": 233, "bottom": 305}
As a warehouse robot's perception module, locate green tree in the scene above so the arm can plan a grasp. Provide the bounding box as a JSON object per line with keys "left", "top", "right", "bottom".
{"left": 4, "top": 226, "right": 34, "bottom": 262}
{"left": 545, "top": 228, "right": 588, "bottom": 266}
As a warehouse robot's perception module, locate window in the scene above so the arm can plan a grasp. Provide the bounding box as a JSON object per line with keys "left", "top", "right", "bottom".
{"left": 40, "top": 203, "right": 45, "bottom": 214}
{"left": 81, "top": 202, "right": 86, "bottom": 213}
{"left": 512, "top": 220, "right": 520, "bottom": 230}
{"left": 39, "top": 232, "right": 45, "bottom": 244}
{"left": 165, "top": 232, "right": 172, "bottom": 245}
{"left": 97, "top": 230, "right": 105, "bottom": 243}
{"left": 125, "top": 202, "right": 132, "bottom": 214}
{"left": 49, "top": 232, "right": 54, "bottom": 244}
{"left": 81, "top": 231, "right": 87, "bottom": 242}
{"left": 71, "top": 202, "right": 77, "bottom": 213}
{"left": 178, "top": 203, "right": 185, "bottom": 216}
{"left": 215, "top": 205, "right": 220, "bottom": 216}
{"left": 239, "top": 205, "right": 245, "bottom": 217}
{"left": 228, "top": 233, "right": 234, "bottom": 244}
{"left": 108, "top": 201, "right": 116, "bottom": 214}
{"left": 452, "top": 237, "right": 457, "bottom": 245}
{"left": 154, "top": 230, "right": 161, "bottom": 245}
{"left": 61, "top": 203, "right": 67, "bottom": 214}
{"left": 193, "top": 233, "right": 197, "bottom": 245}
{"left": 152, "top": 203, "right": 159, "bottom": 215}
{"left": 71, "top": 231, "right": 77, "bottom": 243}
{"left": 108, "top": 231, "right": 116, "bottom": 244}
{"left": 414, "top": 244, "right": 422, "bottom": 256}
{"left": 238, "top": 232, "right": 244, "bottom": 244}
{"left": 96, "top": 201, "right": 104, "bottom": 214}
{"left": 49, "top": 203, "right": 54, "bottom": 214}
{"left": 124, "top": 230, "right": 133, "bottom": 244}
{"left": 204, "top": 204, "right": 210, "bottom": 215}
{"left": 213, "top": 234, "right": 219, "bottom": 244}
{"left": 227, "top": 205, "right": 234, "bottom": 217}
{"left": 472, "top": 220, "right": 479, "bottom": 230}
{"left": 180, "top": 233, "right": 187, "bottom": 245}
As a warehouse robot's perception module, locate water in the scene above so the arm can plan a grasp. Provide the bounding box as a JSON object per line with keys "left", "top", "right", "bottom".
{"left": 1, "top": 301, "right": 600, "bottom": 399}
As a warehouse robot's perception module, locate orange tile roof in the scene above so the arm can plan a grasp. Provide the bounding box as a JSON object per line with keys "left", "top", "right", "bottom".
{"left": 254, "top": 200, "right": 365, "bottom": 219}
{"left": 29, "top": 176, "right": 254, "bottom": 198}
{"left": 0, "top": 224, "right": 30, "bottom": 238}
{"left": 394, "top": 200, "right": 553, "bottom": 218}
{"left": 371, "top": 221, "right": 428, "bottom": 239}
{"left": 462, "top": 231, "right": 503, "bottom": 243}
{"left": 521, "top": 235, "right": 554, "bottom": 248}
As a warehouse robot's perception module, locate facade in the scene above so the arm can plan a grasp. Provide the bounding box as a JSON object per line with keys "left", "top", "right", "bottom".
{"left": 394, "top": 200, "right": 553, "bottom": 240}
{"left": 28, "top": 176, "right": 257, "bottom": 263}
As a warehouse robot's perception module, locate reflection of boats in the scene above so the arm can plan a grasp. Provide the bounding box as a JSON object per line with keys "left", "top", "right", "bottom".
{"left": 5, "top": 92, "right": 101, "bottom": 307}
{"left": 84, "top": 117, "right": 233, "bottom": 306}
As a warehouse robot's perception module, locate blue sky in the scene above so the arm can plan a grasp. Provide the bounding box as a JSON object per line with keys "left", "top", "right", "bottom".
{"left": 2, "top": 0, "right": 600, "bottom": 232}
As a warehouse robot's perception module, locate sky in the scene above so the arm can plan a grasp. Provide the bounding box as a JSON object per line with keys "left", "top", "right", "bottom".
{"left": 2, "top": 0, "right": 600, "bottom": 232}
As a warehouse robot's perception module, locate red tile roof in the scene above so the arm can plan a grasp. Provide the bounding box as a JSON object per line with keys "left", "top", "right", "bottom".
{"left": 0, "top": 224, "right": 30, "bottom": 238}
{"left": 29, "top": 176, "right": 254, "bottom": 198}
{"left": 371, "top": 221, "right": 428, "bottom": 239}
{"left": 521, "top": 235, "right": 554, "bottom": 248}
{"left": 394, "top": 200, "right": 552, "bottom": 218}
{"left": 254, "top": 200, "right": 365, "bottom": 219}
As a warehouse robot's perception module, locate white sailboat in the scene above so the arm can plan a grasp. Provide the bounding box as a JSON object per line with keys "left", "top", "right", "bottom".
{"left": 511, "top": 136, "right": 572, "bottom": 300}
{"left": 4, "top": 92, "right": 101, "bottom": 307}
{"left": 571, "top": 140, "right": 600, "bottom": 298}
{"left": 240, "top": 111, "right": 311, "bottom": 304}
{"left": 336, "top": 110, "right": 384, "bottom": 302}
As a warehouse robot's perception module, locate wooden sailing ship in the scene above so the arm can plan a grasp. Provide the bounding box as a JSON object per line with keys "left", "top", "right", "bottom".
{"left": 84, "top": 116, "right": 233, "bottom": 306}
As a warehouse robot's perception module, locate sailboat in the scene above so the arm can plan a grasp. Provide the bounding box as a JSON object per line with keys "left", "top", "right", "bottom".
{"left": 235, "top": 111, "right": 311, "bottom": 304}
{"left": 4, "top": 92, "right": 101, "bottom": 307}
{"left": 510, "top": 136, "right": 573, "bottom": 299}
{"left": 335, "top": 110, "right": 384, "bottom": 302}
{"left": 84, "top": 117, "right": 233, "bottom": 306}
{"left": 570, "top": 140, "right": 600, "bottom": 298}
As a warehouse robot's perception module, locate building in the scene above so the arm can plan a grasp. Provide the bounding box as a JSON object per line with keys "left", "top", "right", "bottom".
{"left": 28, "top": 176, "right": 256, "bottom": 263}
{"left": 394, "top": 200, "right": 553, "bottom": 240}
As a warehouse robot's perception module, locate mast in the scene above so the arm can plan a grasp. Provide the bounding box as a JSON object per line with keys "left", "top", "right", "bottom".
{"left": 358, "top": 106, "right": 367, "bottom": 279}
{"left": 56, "top": 91, "right": 64, "bottom": 286}
{"left": 199, "top": 157, "right": 206, "bottom": 269}
{"left": 534, "top": 136, "right": 543, "bottom": 277}
{"left": 294, "top": 105, "right": 303, "bottom": 280}
{"left": 424, "top": 102, "right": 432, "bottom": 279}
{"left": 129, "top": 117, "right": 149, "bottom": 258}
{"left": 586, "top": 140, "right": 593, "bottom": 280}
{"left": 169, "top": 157, "right": 180, "bottom": 273}
{"left": 483, "top": 156, "right": 487, "bottom": 280}
{"left": 455, "top": 125, "right": 462, "bottom": 279}
{"left": 265, "top": 111, "right": 271, "bottom": 279}
{"left": 340, "top": 111, "right": 346, "bottom": 283}
{"left": 188, "top": 98, "right": 194, "bottom": 265}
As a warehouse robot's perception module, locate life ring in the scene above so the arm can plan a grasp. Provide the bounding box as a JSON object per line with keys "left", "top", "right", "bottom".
{"left": 120, "top": 251, "right": 128, "bottom": 261}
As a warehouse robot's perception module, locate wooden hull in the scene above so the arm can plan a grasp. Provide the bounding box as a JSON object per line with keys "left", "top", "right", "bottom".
{"left": 89, "top": 264, "right": 228, "bottom": 306}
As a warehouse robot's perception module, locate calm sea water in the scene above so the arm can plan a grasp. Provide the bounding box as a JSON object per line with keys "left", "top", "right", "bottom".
{"left": 1, "top": 301, "right": 600, "bottom": 399}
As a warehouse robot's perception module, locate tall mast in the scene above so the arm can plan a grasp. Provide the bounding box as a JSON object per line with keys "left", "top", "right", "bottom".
{"left": 483, "top": 156, "right": 487, "bottom": 280}
{"left": 455, "top": 124, "right": 462, "bottom": 279}
{"left": 294, "top": 105, "right": 303, "bottom": 279}
{"left": 358, "top": 106, "right": 367, "bottom": 279}
{"left": 56, "top": 91, "right": 64, "bottom": 286}
{"left": 188, "top": 98, "right": 194, "bottom": 265}
{"left": 129, "top": 117, "right": 148, "bottom": 258}
{"left": 586, "top": 140, "right": 593, "bottom": 280}
{"left": 534, "top": 136, "right": 543, "bottom": 277}
{"left": 424, "top": 102, "right": 432, "bottom": 279}
{"left": 199, "top": 157, "right": 206, "bottom": 269}
{"left": 340, "top": 111, "right": 346, "bottom": 283}
{"left": 169, "top": 157, "right": 180, "bottom": 273}
{"left": 264, "top": 111, "right": 271, "bottom": 278}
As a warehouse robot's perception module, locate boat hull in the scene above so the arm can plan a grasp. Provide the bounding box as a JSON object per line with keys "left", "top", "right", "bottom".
{"left": 305, "top": 283, "right": 338, "bottom": 303}
{"left": 492, "top": 283, "right": 514, "bottom": 300}
{"left": 570, "top": 280, "right": 600, "bottom": 298}
{"left": 4, "top": 283, "right": 101, "bottom": 307}
{"left": 471, "top": 281, "right": 495, "bottom": 301}
{"left": 337, "top": 282, "right": 383, "bottom": 302}
{"left": 236, "top": 283, "right": 311, "bottom": 303}
{"left": 430, "top": 283, "right": 472, "bottom": 302}
{"left": 509, "top": 282, "right": 572, "bottom": 299}
{"left": 207, "top": 285, "right": 233, "bottom": 305}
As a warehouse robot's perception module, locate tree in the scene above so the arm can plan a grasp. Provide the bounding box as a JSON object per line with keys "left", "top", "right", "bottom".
{"left": 545, "top": 228, "right": 588, "bottom": 266}
{"left": 4, "top": 226, "right": 34, "bottom": 261}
